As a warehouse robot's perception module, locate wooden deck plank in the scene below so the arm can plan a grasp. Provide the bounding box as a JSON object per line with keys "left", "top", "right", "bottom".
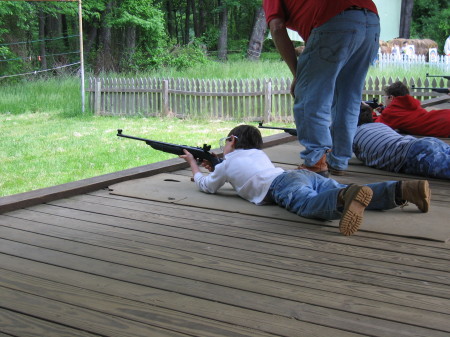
{"left": 4, "top": 208, "right": 450, "bottom": 315}
{"left": 29, "top": 200, "right": 450, "bottom": 283}
{"left": 1, "top": 230, "right": 449, "bottom": 337}
{"left": 0, "top": 286, "right": 190, "bottom": 337}
{"left": 88, "top": 188, "right": 450, "bottom": 249}
{"left": 0, "top": 308, "right": 99, "bottom": 337}
{"left": 68, "top": 193, "right": 450, "bottom": 259}
{"left": 3, "top": 210, "right": 450, "bottom": 328}
{"left": 0, "top": 255, "right": 366, "bottom": 337}
{"left": 0, "top": 270, "right": 276, "bottom": 337}
{"left": 3, "top": 205, "right": 450, "bottom": 302}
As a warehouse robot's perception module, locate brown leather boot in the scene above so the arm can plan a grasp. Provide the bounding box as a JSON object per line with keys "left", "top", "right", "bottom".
{"left": 299, "top": 154, "right": 329, "bottom": 177}
{"left": 399, "top": 180, "right": 431, "bottom": 213}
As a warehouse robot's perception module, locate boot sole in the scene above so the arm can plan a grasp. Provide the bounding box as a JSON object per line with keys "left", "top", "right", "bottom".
{"left": 339, "top": 186, "right": 373, "bottom": 236}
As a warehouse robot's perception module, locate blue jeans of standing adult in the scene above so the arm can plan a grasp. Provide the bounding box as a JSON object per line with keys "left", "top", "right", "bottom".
{"left": 294, "top": 9, "right": 380, "bottom": 170}
{"left": 268, "top": 170, "right": 398, "bottom": 220}
{"left": 403, "top": 138, "right": 450, "bottom": 179}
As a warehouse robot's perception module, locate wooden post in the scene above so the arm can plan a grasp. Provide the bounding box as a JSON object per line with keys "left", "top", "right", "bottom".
{"left": 264, "top": 79, "right": 272, "bottom": 122}
{"left": 94, "top": 80, "right": 101, "bottom": 114}
{"left": 78, "top": 0, "right": 85, "bottom": 113}
{"left": 162, "top": 80, "right": 169, "bottom": 116}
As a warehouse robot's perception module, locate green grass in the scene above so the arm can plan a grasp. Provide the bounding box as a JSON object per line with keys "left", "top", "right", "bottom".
{"left": 0, "top": 76, "right": 82, "bottom": 116}
{"left": 0, "top": 111, "right": 291, "bottom": 197}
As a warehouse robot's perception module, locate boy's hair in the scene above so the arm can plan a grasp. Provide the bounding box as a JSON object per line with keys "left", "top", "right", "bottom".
{"left": 228, "top": 125, "right": 263, "bottom": 150}
{"left": 358, "top": 103, "right": 374, "bottom": 126}
{"left": 384, "top": 81, "right": 409, "bottom": 97}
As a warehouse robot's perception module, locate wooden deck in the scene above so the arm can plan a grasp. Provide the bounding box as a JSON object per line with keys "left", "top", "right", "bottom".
{"left": 1, "top": 133, "right": 450, "bottom": 336}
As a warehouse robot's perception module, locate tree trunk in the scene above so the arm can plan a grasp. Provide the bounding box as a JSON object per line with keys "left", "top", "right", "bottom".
{"left": 121, "top": 25, "right": 136, "bottom": 70}
{"left": 399, "top": 0, "right": 414, "bottom": 38}
{"left": 191, "top": 0, "right": 200, "bottom": 38}
{"left": 38, "top": 9, "right": 47, "bottom": 69}
{"left": 166, "top": 0, "right": 176, "bottom": 39}
{"left": 184, "top": 0, "right": 191, "bottom": 44}
{"left": 84, "top": 24, "right": 98, "bottom": 56}
{"left": 217, "top": 2, "right": 228, "bottom": 61}
{"left": 247, "top": 7, "right": 267, "bottom": 60}
{"left": 198, "top": 0, "right": 206, "bottom": 35}
{"left": 97, "top": 1, "right": 115, "bottom": 73}
{"left": 61, "top": 14, "right": 70, "bottom": 49}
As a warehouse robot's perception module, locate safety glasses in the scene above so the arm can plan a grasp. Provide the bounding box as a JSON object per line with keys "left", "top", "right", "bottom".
{"left": 219, "top": 135, "right": 238, "bottom": 152}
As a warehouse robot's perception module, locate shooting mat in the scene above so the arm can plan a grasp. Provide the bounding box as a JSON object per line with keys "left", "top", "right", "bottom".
{"left": 109, "top": 173, "right": 450, "bottom": 242}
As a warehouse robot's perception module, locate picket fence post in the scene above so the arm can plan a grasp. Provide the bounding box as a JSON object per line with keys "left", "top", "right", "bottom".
{"left": 94, "top": 80, "right": 102, "bottom": 114}
{"left": 264, "top": 79, "right": 272, "bottom": 122}
{"left": 161, "top": 80, "right": 169, "bottom": 116}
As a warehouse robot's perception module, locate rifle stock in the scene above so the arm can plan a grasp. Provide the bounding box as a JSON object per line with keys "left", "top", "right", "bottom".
{"left": 117, "top": 129, "right": 221, "bottom": 169}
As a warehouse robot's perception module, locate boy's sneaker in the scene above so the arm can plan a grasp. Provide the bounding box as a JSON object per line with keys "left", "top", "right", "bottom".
{"left": 298, "top": 154, "right": 329, "bottom": 177}
{"left": 400, "top": 180, "right": 431, "bottom": 213}
{"left": 339, "top": 185, "right": 373, "bottom": 236}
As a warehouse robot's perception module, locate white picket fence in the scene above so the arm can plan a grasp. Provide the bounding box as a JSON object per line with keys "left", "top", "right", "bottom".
{"left": 88, "top": 76, "right": 448, "bottom": 122}
{"left": 376, "top": 53, "right": 450, "bottom": 69}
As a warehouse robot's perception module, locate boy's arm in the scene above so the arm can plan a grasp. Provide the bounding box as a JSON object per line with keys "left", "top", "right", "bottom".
{"left": 180, "top": 149, "right": 227, "bottom": 194}
{"left": 180, "top": 149, "right": 201, "bottom": 176}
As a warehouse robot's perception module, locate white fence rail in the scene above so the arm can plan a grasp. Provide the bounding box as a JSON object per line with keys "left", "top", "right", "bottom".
{"left": 376, "top": 53, "right": 450, "bottom": 69}
{"left": 88, "top": 76, "right": 449, "bottom": 121}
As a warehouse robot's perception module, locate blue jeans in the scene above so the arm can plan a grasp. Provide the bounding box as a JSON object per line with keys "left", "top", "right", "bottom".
{"left": 403, "top": 138, "right": 450, "bottom": 179}
{"left": 269, "top": 170, "right": 398, "bottom": 220}
{"left": 294, "top": 9, "right": 380, "bottom": 170}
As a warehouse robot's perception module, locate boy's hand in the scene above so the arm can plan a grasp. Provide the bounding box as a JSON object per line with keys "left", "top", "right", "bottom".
{"left": 180, "top": 149, "right": 201, "bottom": 178}
{"left": 179, "top": 149, "right": 196, "bottom": 164}
{"left": 201, "top": 152, "right": 218, "bottom": 172}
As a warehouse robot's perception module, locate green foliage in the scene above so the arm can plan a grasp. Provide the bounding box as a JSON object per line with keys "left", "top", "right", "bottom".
{"left": 160, "top": 42, "right": 209, "bottom": 70}
{"left": 199, "top": 27, "right": 220, "bottom": 51}
{"left": 411, "top": 0, "right": 450, "bottom": 52}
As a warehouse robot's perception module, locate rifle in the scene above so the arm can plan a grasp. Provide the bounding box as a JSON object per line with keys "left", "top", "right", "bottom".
{"left": 411, "top": 86, "right": 449, "bottom": 94}
{"left": 363, "top": 98, "right": 382, "bottom": 109}
{"left": 117, "top": 129, "right": 222, "bottom": 169}
{"left": 426, "top": 73, "right": 450, "bottom": 81}
{"left": 258, "top": 122, "right": 297, "bottom": 136}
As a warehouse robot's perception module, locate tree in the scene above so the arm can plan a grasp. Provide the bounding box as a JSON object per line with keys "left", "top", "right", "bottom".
{"left": 399, "top": 0, "right": 414, "bottom": 38}
{"left": 247, "top": 6, "right": 266, "bottom": 60}
{"left": 410, "top": 0, "right": 450, "bottom": 52}
{"left": 217, "top": 0, "right": 228, "bottom": 60}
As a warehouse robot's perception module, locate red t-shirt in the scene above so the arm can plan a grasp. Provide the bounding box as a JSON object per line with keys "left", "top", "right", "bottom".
{"left": 374, "top": 95, "right": 450, "bottom": 137}
{"left": 263, "top": 0, "right": 378, "bottom": 42}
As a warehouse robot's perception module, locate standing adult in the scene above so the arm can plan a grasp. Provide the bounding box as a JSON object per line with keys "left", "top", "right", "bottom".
{"left": 263, "top": 1, "right": 380, "bottom": 177}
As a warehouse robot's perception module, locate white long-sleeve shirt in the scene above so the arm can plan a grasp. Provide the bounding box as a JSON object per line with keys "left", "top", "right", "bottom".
{"left": 193, "top": 148, "right": 284, "bottom": 205}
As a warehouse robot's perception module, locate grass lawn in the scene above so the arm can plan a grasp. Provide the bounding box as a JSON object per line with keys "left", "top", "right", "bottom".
{"left": 0, "top": 111, "right": 289, "bottom": 197}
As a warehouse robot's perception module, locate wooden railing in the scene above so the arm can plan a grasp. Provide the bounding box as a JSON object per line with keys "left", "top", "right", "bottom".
{"left": 87, "top": 76, "right": 448, "bottom": 121}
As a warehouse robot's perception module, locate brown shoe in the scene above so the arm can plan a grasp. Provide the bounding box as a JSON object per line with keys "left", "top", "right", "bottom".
{"left": 339, "top": 185, "right": 373, "bottom": 236}
{"left": 400, "top": 180, "right": 431, "bottom": 213}
{"left": 298, "top": 154, "right": 329, "bottom": 177}
{"left": 328, "top": 165, "right": 346, "bottom": 176}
